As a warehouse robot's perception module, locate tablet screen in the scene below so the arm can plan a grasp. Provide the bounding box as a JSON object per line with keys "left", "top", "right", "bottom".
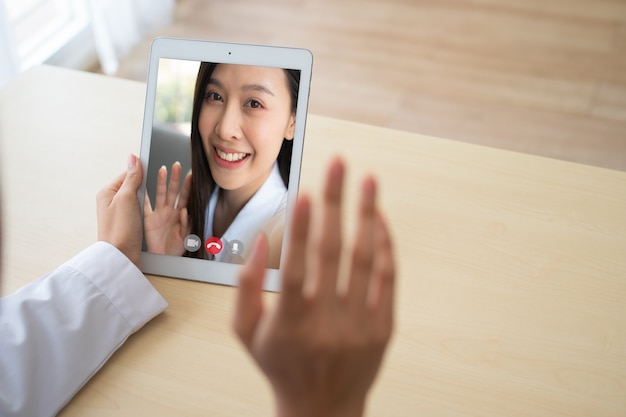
{"left": 138, "top": 39, "right": 312, "bottom": 290}
{"left": 144, "top": 58, "right": 301, "bottom": 269}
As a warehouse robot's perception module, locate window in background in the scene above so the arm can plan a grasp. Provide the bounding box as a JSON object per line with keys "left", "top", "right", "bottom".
{"left": 0, "top": 0, "right": 174, "bottom": 87}
{"left": 5, "top": 0, "right": 89, "bottom": 70}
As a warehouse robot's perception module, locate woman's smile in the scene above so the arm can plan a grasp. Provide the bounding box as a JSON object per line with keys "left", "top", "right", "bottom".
{"left": 215, "top": 147, "right": 250, "bottom": 162}
{"left": 213, "top": 145, "right": 251, "bottom": 169}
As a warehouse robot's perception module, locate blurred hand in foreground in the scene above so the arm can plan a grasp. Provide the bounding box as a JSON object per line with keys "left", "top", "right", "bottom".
{"left": 233, "top": 158, "right": 395, "bottom": 417}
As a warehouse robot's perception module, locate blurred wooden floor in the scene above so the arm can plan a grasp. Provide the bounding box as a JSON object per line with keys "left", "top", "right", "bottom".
{"left": 111, "top": 0, "right": 626, "bottom": 171}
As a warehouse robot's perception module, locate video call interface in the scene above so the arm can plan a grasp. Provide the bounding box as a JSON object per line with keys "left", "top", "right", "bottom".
{"left": 144, "top": 58, "right": 301, "bottom": 270}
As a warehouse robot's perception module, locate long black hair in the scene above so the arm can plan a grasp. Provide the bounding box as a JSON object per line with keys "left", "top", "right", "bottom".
{"left": 186, "top": 63, "right": 300, "bottom": 258}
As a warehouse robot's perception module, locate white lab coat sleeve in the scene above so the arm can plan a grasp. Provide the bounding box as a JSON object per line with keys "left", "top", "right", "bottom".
{"left": 0, "top": 241, "right": 168, "bottom": 417}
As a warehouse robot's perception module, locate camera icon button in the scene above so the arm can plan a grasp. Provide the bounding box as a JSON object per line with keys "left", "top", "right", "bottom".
{"left": 183, "top": 234, "right": 202, "bottom": 252}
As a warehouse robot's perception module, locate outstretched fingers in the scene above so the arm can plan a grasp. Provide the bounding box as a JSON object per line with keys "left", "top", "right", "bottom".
{"left": 178, "top": 171, "right": 192, "bottom": 209}
{"left": 315, "top": 158, "right": 345, "bottom": 301}
{"left": 179, "top": 207, "right": 190, "bottom": 237}
{"left": 369, "top": 212, "right": 395, "bottom": 340}
{"left": 346, "top": 176, "right": 378, "bottom": 313}
{"left": 229, "top": 156, "right": 397, "bottom": 417}
{"left": 154, "top": 165, "right": 168, "bottom": 209}
{"left": 279, "top": 194, "right": 312, "bottom": 311}
{"left": 234, "top": 235, "right": 269, "bottom": 348}
{"left": 166, "top": 162, "right": 182, "bottom": 207}
{"left": 154, "top": 162, "right": 182, "bottom": 209}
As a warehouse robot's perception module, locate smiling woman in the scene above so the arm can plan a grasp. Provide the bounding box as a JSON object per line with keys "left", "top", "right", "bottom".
{"left": 144, "top": 62, "right": 300, "bottom": 269}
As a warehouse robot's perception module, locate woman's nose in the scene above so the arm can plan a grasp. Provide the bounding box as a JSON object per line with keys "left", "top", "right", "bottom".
{"left": 214, "top": 103, "right": 242, "bottom": 140}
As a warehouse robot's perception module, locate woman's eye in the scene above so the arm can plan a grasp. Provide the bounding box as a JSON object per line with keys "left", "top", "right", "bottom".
{"left": 206, "top": 91, "right": 223, "bottom": 102}
{"left": 245, "top": 99, "right": 263, "bottom": 109}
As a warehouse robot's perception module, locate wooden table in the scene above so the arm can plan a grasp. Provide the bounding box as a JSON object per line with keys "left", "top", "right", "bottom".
{"left": 1, "top": 65, "right": 625, "bottom": 416}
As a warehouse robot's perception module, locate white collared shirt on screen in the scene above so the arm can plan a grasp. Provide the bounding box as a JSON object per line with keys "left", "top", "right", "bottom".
{"left": 204, "top": 162, "right": 287, "bottom": 264}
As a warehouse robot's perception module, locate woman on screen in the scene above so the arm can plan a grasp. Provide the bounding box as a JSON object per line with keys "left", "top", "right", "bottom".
{"left": 144, "top": 62, "right": 299, "bottom": 268}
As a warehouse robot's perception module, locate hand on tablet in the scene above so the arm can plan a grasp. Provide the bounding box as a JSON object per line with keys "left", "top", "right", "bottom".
{"left": 143, "top": 162, "right": 192, "bottom": 255}
{"left": 233, "top": 158, "right": 395, "bottom": 417}
{"left": 96, "top": 154, "right": 144, "bottom": 268}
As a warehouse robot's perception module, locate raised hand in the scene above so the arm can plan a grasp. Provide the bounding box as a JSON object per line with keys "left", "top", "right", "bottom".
{"left": 143, "top": 162, "right": 192, "bottom": 255}
{"left": 233, "top": 158, "right": 395, "bottom": 417}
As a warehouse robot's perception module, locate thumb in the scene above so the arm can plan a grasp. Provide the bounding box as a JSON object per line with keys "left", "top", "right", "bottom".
{"left": 180, "top": 207, "right": 189, "bottom": 235}
{"left": 233, "top": 235, "right": 268, "bottom": 347}
{"left": 120, "top": 154, "right": 143, "bottom": 194}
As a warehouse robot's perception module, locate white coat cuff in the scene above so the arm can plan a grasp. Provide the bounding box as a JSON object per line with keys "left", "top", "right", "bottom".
{"left": 65, "top": 242, "right": 168, "bottom": 332}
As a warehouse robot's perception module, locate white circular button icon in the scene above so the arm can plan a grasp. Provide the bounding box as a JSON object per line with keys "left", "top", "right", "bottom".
{"left": 228, "top": 240, "right": 244, "bottom": 256}
{"left": 183, "top": 234, "right": 202, "bottom": 252}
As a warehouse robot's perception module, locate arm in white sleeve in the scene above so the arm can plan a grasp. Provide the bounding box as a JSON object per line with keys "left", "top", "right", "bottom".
{"left": 0, "top": 241, "right": 168, "bottom": 417}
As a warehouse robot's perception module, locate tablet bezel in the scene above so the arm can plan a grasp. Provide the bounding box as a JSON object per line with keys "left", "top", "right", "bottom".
{"left": 138, "top": 37, "right": 313, "bottom": 291}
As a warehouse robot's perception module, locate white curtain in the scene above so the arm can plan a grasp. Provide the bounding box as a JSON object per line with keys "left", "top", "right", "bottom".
{"left": 0, "top": 0, "right": 174, "bottom": 87}
{"left": 0, "top": 1, "right": 18, "bottom": 88}
{"left": 87, "top": 0, "right": 175, "bottom": 75}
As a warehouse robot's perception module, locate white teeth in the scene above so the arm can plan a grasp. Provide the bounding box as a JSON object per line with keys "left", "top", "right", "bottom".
{"left": 216, "top": 148, "right": 248, "bottom": 162}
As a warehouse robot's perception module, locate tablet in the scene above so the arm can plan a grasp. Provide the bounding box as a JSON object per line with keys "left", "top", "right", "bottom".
{"left": 138, "top": 37, "right": 313, "bottom": 291}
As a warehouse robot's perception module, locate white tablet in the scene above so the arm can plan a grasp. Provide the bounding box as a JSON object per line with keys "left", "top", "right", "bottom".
{"left": 138, "top": 37, "right": 313, "bottom": 291}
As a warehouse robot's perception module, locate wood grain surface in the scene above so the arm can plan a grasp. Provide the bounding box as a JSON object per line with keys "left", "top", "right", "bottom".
{"left": 1, "top": 66, "right": 625, "bottom": 416}
{"left": 109, "top": 0, "right": 626, "bottom": 171}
